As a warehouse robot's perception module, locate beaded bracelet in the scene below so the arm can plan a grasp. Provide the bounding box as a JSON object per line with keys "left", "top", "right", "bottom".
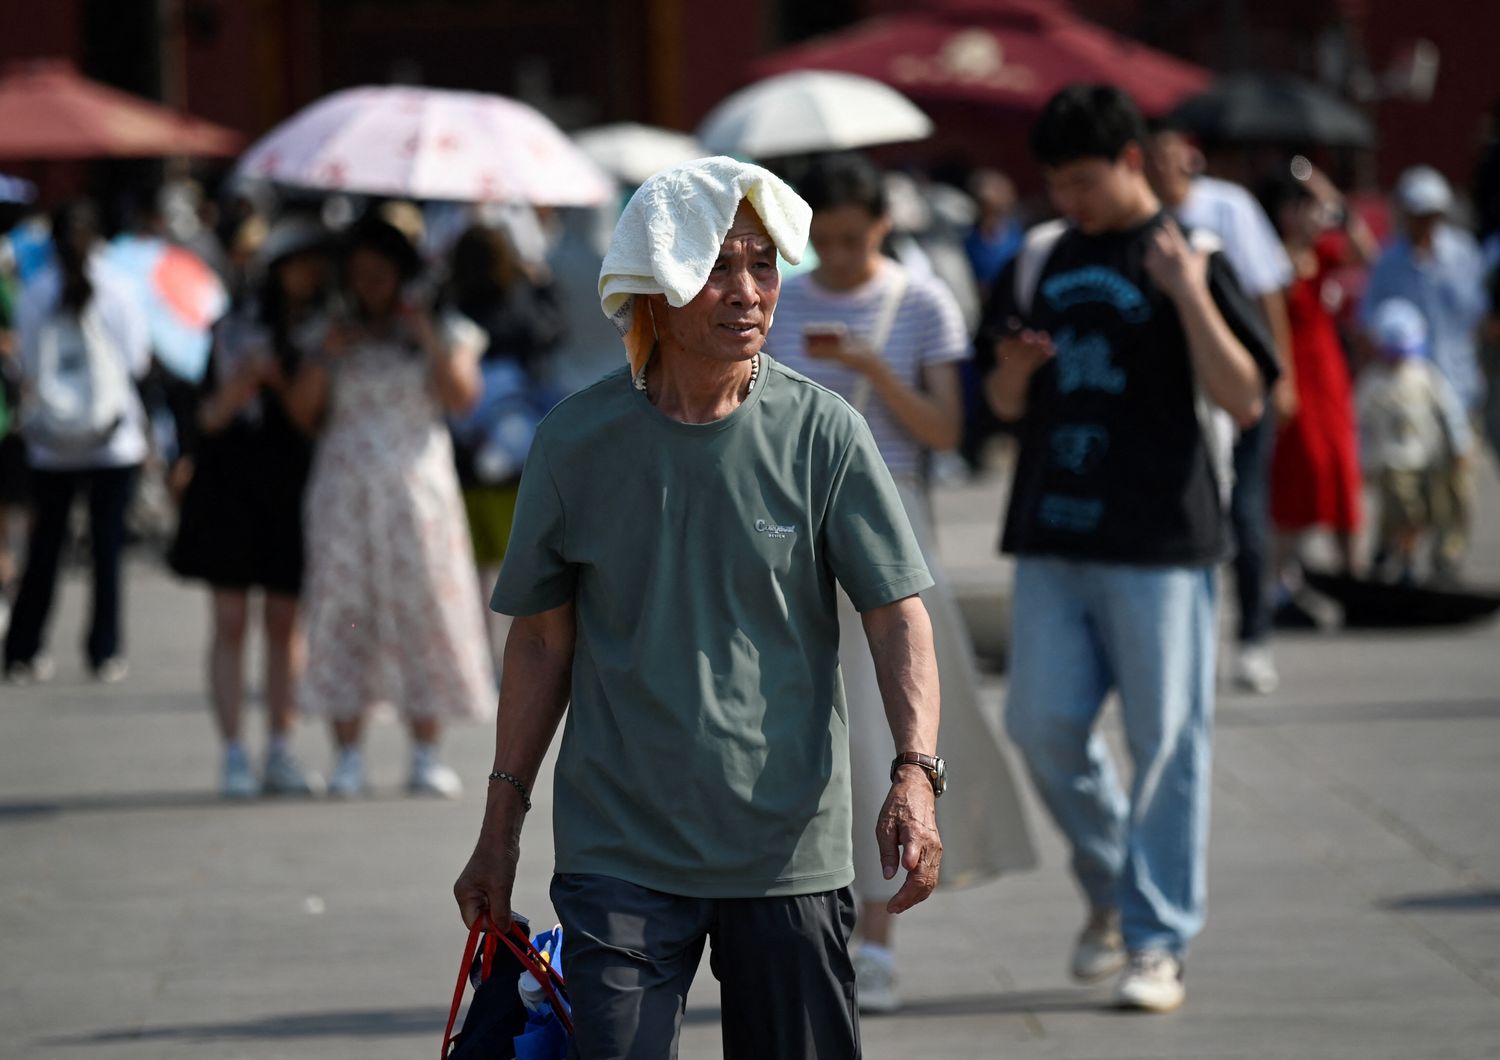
{"left": 487, "top": 770, "right": 532, "bottom": 812}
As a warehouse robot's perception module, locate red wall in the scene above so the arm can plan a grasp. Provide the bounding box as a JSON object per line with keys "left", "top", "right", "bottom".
{"left": 179, "top": 0, "right": 323, "bottom": 139}
{"left": 0, "top": 0, "right": 86, "bottom": 201}
{"left": 1361, "top": 2, "right": 1497, "bottom": 193}
{"left": 5, "top": 0, "right": 1491, "bottom": 204}
{"left": 0, "top": 1, "right": 82, "bottom": 69}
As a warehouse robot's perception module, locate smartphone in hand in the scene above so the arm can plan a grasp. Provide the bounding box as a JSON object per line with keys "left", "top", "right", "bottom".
{"left": 802, "top": 321, "right": 847, "bottom": 357}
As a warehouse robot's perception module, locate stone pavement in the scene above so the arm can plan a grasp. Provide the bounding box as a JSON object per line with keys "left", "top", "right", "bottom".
{"left": 2, "top": 461, "right": 1499, "bottom": 1060}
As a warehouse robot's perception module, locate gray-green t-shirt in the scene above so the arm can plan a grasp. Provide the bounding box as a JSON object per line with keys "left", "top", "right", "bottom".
{"left": 491, "top": 356, "right": 932, "bottom": 898}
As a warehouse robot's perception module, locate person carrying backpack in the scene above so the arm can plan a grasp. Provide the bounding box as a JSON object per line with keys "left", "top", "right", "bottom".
{"left": 980, "top": 86, "right": 1278, "bottom": 1012}
{"left": 4, "top": 200, "right": 151, "bottom": 684}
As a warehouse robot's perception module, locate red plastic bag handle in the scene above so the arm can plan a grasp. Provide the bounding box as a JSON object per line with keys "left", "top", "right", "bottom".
{"left": 442, "top": 919, "right": 496, "bottom": 1058}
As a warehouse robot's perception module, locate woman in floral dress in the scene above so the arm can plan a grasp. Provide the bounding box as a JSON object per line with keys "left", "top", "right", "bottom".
{"left": 286, "top": 218, "right": 496, "bottom": 798}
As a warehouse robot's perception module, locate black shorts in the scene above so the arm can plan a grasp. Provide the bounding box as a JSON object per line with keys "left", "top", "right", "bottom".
{"left": 549, "top": 873, "right": 860, "bottom": 1060}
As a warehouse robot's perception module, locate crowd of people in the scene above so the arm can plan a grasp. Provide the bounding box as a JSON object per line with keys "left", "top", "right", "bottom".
{"left": 0, "top": 78, "right": 1497, "bottom": 1047}
{"left": 0, "top": 190, "right": 569, "bottom": 799}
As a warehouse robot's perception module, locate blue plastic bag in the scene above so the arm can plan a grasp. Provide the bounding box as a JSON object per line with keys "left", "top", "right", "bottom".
{"left": 513, "top": 925, "right": 569, "bottom": 1060}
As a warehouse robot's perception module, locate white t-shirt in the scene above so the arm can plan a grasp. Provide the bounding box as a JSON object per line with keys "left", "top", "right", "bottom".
{"left": 767, "top": 261, "right": 970, "bottom": 478}
{"left": 1175, "top": 176, "right": 1293, "bottom": 298}
{"left": 16, "top": 256, "right": 152, "bottom": 470}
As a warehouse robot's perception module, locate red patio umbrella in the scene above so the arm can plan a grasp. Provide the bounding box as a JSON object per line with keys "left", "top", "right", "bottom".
{"left": 0, "top": 59, "right": 242, "bottom": 160}
{"left": 751, "top": 0, "right": 1209, "bottom": 118}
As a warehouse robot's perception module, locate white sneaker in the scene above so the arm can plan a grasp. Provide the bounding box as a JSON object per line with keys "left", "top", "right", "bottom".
{"left": 93, "top": 657, "right": 128, "bottom": 684}
{"left": 327, "top": 750, "right": 368, "bottom": 799}
{"left": 408, "top": 758, "right": 463, "bottom": 799}
{"left": 853, "top": 947, "right": 901, "bottom": 1014}
{"left": 263, "top": 749, "right": 322, "bottom": 797}
{"left": 1115, "top": 949, "right": 1185, "bottom": 1012}
{"left": 930, "top": 451, "right": 971, "bottom": 488}
{"left": 221, "top": 747, "right": 260, "bottom": 799}
{"left": 1232, "top": 644, "right": 1279, "bottom": 694}
{"left": 1070, "top": 906, "right": 1127, "bottom": 982}
{"left": 5, "top": 654, "right": 55, "bottom": 686}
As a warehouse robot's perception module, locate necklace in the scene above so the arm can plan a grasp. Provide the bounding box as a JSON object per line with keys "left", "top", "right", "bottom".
{"left": 634, "top": 353, "right": 760, "bottom": 399}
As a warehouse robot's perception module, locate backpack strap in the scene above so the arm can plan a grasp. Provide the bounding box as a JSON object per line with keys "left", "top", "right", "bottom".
{"left": 1012, "top": 220, "right": 1069, "bottom": 317}
{"left": 848, "top": 261, "right": 910, "bottom": 415}
{"left": 1181, "top": 226, "right": 1237, "bottom": 505}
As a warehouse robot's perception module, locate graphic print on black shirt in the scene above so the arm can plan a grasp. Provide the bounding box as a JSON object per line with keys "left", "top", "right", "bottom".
{"left": 982, "top": 213, "right": 1277, "bottom": 566}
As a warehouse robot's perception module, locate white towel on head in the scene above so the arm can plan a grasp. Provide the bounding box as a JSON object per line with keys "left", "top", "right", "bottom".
{"left": 598, "top": 155, "right": 811, "bottom": 373}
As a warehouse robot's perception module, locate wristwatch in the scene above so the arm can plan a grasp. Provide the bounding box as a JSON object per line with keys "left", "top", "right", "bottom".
{"left": 890, "top": 752, "right": 946, "bottom": 798}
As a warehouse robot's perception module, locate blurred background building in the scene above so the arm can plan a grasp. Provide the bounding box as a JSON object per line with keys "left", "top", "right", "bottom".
{"left": 0, "top": 0, "right": 1491, "bottom": 203}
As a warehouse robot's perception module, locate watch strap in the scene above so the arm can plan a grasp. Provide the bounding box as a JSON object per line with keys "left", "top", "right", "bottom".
{"left": 891, "top": 751, "right": 941, "bottom": 779}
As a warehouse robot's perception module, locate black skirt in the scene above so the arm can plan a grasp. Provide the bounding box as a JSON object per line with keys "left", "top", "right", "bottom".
{"left": 0, "top": 431, "right": 29, "bottom": 505}
{"left": 170, "top": 401, "right": 311, "bottom": 595}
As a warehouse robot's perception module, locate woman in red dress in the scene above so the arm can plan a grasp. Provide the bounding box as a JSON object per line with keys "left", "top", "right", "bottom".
{"left": 1257, "top": 165, "right": 1379, "bottom": 576}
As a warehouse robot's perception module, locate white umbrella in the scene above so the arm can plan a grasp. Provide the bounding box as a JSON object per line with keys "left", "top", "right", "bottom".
{"left": 574, "top": 123, "right": 706, "bottom": 186}
{"left": 696, "top": 70, "right": 933, "bottom": 159}
{"left": 235, "top": 85, "right": 613, "bottom": 206}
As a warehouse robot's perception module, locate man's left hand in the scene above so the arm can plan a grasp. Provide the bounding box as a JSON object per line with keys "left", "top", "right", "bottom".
{"left": 1144, "top": 219, "right": 1210, "bottom": 303}
{"left": 875, "top": 769, "right": 943, "bottom": 914}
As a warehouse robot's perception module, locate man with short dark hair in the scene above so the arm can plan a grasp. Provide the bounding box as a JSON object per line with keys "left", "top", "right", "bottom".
{"left": 982, "top": 85, "right": 1278, "bottom": 1012}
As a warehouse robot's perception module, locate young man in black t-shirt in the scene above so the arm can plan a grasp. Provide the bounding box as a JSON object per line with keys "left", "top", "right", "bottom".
{"left": 982, "top": 85, "right": 1277, "bottom": 1013}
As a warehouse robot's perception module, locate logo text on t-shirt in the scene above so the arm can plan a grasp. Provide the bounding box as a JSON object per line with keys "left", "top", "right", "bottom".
{"left": 1041, "top": 267, "right": 1150, "bottom": 323}
{"left": 1050, "top": 424, "right": 1110, "bottom": 475}
{"left": 1053, "top": 328, "right": 1126, "bottom": 395}
{"left": 755, "top": 518, "right": 798, "bottom": 540}
{"left": 1038, "top": 494, "right": 1105, "bottom": 533}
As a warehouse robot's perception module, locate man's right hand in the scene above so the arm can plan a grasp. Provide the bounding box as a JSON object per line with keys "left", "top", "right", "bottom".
{"left": 985, "top": 326, "right": 1054, "bottom": 420}
{"left": 875, "top": 770, "right": 943, "bottom": 914}
{"left": 995, "top": 327, "right": 1056, "bottom": 376}
{"left": 453, "top": 828, "right": 522, "bottom": 930}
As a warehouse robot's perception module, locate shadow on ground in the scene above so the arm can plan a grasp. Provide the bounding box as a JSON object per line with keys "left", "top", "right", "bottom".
{"left": 44, "top": 1006, "right": 447, "bottom": 1045}
{"left": 684, "top": 987, "right": 1106, "bottom": 1025}
{"left": 1381, "top": 890, "right": 1500, "bottom": 913}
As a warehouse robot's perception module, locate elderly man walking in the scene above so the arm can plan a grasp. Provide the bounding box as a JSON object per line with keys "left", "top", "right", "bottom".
{"left": 454, "top": 157, "right": 946, "bottom": 1059}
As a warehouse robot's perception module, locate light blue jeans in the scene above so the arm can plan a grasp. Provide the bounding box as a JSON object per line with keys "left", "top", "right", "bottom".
{"left": 1004, "top": 556, "right": 1217, "bottom": 956}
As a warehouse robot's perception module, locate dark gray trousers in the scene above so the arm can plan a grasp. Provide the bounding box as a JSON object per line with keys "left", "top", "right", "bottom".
{"left": 550, "top": 873, "right": 861, "bottom": 1060}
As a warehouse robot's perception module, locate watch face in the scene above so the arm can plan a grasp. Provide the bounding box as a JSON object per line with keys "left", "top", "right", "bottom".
{"left": 891, "top": 753, "right": 948, "bottom": 795}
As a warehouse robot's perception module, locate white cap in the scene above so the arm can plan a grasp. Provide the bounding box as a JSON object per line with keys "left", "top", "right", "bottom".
{"left": 1369, "top": 298, "right": 1428, "bottom": 359}
{"left": 1394, "top": 166, "right": 1453, "bottom": 217}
